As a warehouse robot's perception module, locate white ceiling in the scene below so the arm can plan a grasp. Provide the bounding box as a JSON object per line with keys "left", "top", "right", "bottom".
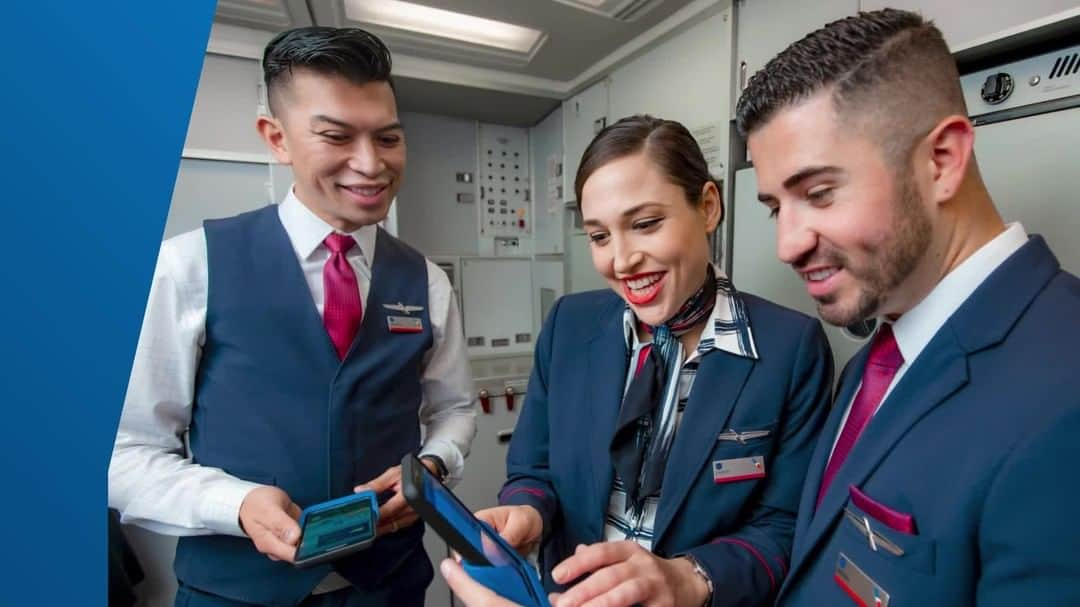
{"left": 211, "top": 0, "right": 727, "bottom": 126}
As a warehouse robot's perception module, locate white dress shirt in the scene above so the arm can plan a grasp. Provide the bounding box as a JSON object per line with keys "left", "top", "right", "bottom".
{"left": 109, "top": 189, "right": 477, "bottom": 538}
{"left": 829, "top": 223, "right": 1029, "bottom": 456}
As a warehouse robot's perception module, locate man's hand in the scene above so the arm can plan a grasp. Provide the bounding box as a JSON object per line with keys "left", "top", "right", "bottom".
{"left": 549, "top": 541, "right": 710, "bottom": 607}
{"left": 238, "top": 486, "right": 302, "bottom": 563}
{"left": 353, "top": 460, "right": 438, "bottom": 536}
{"left": 474, "top": 505, "right": 544, "bottom": 555}
{"left": 440, "top": 558, "right": 526, "bottom": 606}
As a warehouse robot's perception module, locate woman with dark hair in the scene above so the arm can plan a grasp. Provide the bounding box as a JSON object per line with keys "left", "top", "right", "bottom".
{"left": 444, "top": 115, "right": 834, "bottom": 607}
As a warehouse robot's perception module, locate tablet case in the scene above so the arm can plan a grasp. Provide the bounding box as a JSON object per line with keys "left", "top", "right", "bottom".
{"left": 400, "top": 454, "right": 550, "bottom": 606}
{"left": 461, "top": 521, "right": 551, "bottom": 607}
{"left": 294, "top": 490, "right": 379, "bottom": 567}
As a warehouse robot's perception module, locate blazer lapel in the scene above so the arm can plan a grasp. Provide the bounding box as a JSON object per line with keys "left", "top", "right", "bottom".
{"left": 584, "top": 306, "right": 630, "bottom": 541}
{"left": 796, "top": 329, "right": 969, "bottom": 575}
{"left": 651, "top": 351, "right": 755, "bottom": 545}
{"left": 802, "top": 236, "right": 1063, "bottom": 554}
{"left": 783, "top": 235, "right": 1063, "bottom": 597}
{"left": 786, "top": 347, "right": 868, "bottom": 576}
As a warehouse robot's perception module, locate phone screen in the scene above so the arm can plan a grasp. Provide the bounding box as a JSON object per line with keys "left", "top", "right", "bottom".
{"left": 295, "top": 499, "right": 375, "bottom": 562}
{"left": 420, "top": 462, "right": 515, "bottom": 567}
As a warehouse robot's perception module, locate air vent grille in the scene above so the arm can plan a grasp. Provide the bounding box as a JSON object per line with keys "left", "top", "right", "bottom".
{"left": 1049, "top": 53, "right": 1079, "bottom": 79}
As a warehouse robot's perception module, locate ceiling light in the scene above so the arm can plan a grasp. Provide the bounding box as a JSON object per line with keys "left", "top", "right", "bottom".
{"left": 345, "top": 0, "right": 544, "bottom": 54}
{"left": 553, "top": 0, "right": 663, "bottom": 21}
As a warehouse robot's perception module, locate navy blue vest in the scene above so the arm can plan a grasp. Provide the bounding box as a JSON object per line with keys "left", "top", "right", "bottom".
{"left": 173, "top": 205, "right": 433, "bottom": 606}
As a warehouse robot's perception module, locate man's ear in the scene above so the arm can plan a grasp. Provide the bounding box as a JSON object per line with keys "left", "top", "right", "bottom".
{"left": 256, "top": 115, "right": 291, "bottom": 165}
{"left": 922, "top": 114, "right": 975, "bottom": 205}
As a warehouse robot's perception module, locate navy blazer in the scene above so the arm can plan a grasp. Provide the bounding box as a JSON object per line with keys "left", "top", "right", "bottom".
{"left": 777, "top": 236, "right": 1080, "bottom": 607}
{"left": 499, "top": 288, "right": 833, "bottom": 607}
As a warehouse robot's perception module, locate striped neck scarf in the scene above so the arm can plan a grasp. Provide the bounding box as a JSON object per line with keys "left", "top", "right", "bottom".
{"left": 660, "top": 264, "right": 718, "bottom": 337}
{"left": 613, "top": 264, "right": 718, "bottom": 509}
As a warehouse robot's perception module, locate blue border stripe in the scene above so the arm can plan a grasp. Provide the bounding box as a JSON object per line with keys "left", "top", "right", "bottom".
{"left": 0, "top": 3, "right": 215, "bottom": 604}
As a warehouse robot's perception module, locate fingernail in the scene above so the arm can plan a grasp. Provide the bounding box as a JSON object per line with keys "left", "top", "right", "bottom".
{"left": 440, "top": 559, "right": 453, "bottom": 577}
{"left": 552, "top": 566, "right": 565, "bottom": 582}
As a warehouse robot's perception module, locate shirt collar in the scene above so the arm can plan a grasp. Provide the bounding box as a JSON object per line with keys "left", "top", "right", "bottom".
{"left": 277, "top": 186, "right": 377, "bottom": 267}
{"left": 891, "top": 222, "right": 1028, "bottom": 364}
{"left": 623, "top": 264, "right": 759, "bottom": 360}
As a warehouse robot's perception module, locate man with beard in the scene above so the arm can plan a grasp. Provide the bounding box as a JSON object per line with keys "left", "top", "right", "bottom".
{"left": 737, "top": 8, "right": 1080, "bottom": 607}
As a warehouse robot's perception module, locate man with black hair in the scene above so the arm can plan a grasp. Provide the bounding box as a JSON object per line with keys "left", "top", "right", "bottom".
{"left": 109, "top": 27, "right": 476, "bottom": 606}
{"left": 738, "top": 8, "right": 1080, "bottom": 607}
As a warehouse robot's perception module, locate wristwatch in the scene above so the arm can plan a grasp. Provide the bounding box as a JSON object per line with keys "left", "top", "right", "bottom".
{"left": 682, "top": 553, "right": 714, "bottom": 607}
{"left": 420, "top": 454, "right": 449, "bottom": 483}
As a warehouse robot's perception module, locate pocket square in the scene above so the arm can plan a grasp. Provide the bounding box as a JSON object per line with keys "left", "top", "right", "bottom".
{"left": 849, "top": 485, "right": 916, "bottom": 535}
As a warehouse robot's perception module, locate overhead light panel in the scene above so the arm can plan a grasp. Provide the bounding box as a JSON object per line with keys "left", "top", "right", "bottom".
{"left": 345, "top": 0, "right": 544, "bottom": 54}
{"left": 553, "top": 0, "right": 663, "bottom": 22}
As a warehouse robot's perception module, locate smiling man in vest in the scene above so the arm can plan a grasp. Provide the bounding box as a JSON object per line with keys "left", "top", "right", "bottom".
{"left": 109, "top": 27, "right": 477, "bottom": 607}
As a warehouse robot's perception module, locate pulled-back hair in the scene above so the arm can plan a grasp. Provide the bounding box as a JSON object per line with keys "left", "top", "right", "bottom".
{"left": 262, "top": 26, "right": 394, "bottom": 115}
{"left": 575, "top": 114, "right": 719, "bottom": 208}
{"left": 735, "top": 9, "right": 967, "bottom": 165}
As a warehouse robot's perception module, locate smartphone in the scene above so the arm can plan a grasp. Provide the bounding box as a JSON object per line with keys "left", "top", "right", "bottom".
{"left": 401, "top": 453, "right": 549, "bottom": 606}
{"left": 293, "top": 490, "right": 379, "bottom": 568}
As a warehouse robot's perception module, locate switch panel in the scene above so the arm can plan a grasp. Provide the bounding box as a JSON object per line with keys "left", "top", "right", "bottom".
{"left": 479, "top": 124, "right": 530, "bottom": 239}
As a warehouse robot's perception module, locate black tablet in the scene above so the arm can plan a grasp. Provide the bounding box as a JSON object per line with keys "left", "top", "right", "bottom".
{"left": 401, "top": 454, "right": 550, "bottom": 606}
{"left": 401, "top": 453, "right": 510, "bottom": 567}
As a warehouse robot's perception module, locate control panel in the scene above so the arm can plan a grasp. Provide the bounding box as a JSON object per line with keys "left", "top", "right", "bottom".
{"left": 961, "top": 43, "right": 1079, "bottom": 123}
{"left": 479, "top": 124, "right": 530, "bottom": 239}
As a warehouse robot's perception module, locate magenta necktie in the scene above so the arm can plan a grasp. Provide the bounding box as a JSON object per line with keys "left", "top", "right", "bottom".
{"left": 323, "top": 233, "right": 363, "bottom": 360}
{"left": 817, "top": 324, "right": 903, "bottom": 507}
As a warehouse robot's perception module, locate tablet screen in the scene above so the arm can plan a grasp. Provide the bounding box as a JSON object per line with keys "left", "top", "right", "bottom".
{"left": 295, "top": 499, "right": 375, "bottom": 561}
{"left": 423, "top": 469, "right": 515, "bottom": 567}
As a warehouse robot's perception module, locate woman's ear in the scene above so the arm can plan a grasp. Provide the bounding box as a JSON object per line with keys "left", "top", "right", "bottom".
{"left": 699, "top": 180, "right": 723, "bottom": 231}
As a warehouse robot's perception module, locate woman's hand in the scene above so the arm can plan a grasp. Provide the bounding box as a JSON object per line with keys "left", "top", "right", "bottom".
{"left": 440, "top": 558, "right": 526, "bottom": 607}
{"left": 549, "top": 541, "right": 710, "bottom": 607}
{"left": 474, "top": 505, "right": 544, "bottom": 555}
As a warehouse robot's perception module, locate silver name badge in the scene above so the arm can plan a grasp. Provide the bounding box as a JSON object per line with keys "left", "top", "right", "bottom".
{"left": 835, "top": 553, "right": 890, "bottom": 607}
{"left": 712, "top": 456, "right": 766, "bottom": 484}
{"left": 387, "top": 315, "right": 423, "bottom": 333}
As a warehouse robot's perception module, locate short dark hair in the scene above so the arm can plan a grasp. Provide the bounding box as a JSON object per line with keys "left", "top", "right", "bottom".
{"left": 262, "top": 26, "right": 395, "bottom": 115}
{"left": 735, "top": 9, "right": 967, "bottom": 164}
{"left": 574, "top": 114, "right": 719, "bottom": 210}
